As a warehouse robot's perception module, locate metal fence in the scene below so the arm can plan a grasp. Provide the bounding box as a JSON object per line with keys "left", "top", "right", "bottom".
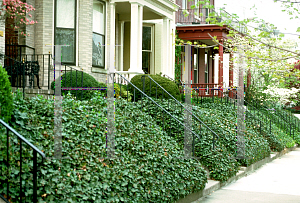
{"left": 0, "top": 119, "right": 45, "bottom": 203}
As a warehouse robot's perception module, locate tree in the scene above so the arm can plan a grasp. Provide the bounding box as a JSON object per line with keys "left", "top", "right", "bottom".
{"left": 180, "top": 0, "right": 300, "bottom": 105}
{"left": 1, "top": 0, "right": 37, "bottom": 36}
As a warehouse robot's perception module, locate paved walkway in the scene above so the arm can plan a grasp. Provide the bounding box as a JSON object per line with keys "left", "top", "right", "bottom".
{"left": 195, "top": 147, "right": 300, "bottom": 203}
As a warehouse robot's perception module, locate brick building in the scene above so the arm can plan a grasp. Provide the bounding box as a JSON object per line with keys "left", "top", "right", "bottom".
{"left": 1, "top": 0, "right": 178, "bottom": 89}
{"left": 175, "top": 0, "right": 237, "bottom": 96}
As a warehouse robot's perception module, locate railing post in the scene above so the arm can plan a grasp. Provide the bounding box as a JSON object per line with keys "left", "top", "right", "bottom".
{"left": 270, "top": 119, "right": 271, "bottom": 135}
{"left": 48, "top": 54, "right": 51, "bottom": 89}
{"left": 142, "top": 76, "right": 145, "bottom": 99}
{"left": 260, "top": 121, "right": 262, "bottom": 135}
{"left": 6, "top": 128, "right": 9, "bottom": 201}
{"left": 33, "top": 150, "right": 37, "bottom": 203}
{"left": 75, "top": 70, "right": 78, "bottom": 99}
{"left": 22, "top": 62, "right": 25, "bottom": 98}
{"left": 81, "top": 71, "right": 83, "bottom": 100}
{"left": 19, "top": 139, "right": 22, "bottom": 203}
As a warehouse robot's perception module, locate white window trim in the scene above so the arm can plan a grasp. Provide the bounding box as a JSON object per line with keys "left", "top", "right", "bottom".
{"left": 142, "top": 23, "right": 154, "bottom": 74}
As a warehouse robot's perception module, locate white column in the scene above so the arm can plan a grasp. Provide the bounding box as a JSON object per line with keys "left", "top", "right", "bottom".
{"left": 129, "top": 3, "right": 143, "bottom": 73}
{"left": 162, "top": 18, "right": 170, "bottom": 75}
{"left": 108, "top": 2, "right": 116, "bottom": 73}
{"left": 169, "top": 20, "right": 174, "bottom": 78}
{"left": 138, "top": 5, "right": 143, "bottom": 71}
{"left": 119, "top": 21, "right": 124, "bottom": 71}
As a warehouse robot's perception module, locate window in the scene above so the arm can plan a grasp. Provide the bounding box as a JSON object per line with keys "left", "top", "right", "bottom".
{"left": 142, "top": 26, "right": 152, "bottom": 74}
{"left": 55, "top": 0, "right": 76, "bottom": 64}
{"left": 92, "top": 0, "right": 105, "bottom": 67}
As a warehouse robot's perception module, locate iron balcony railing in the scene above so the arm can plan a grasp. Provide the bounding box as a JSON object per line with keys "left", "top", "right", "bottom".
{"left": 5, "top": 41, "right": 36, "bottom": 62}
{"left": 1, "top": 54, "right": 52, "bottom": 92}
{"left": 176, "top": 8, "right": 219, "bottom": 25}
{"left": 176, "top": 8, "right": 247, "bottom": 34}
{"left": 0, "top": 119, "right": 46, "bottom": 203}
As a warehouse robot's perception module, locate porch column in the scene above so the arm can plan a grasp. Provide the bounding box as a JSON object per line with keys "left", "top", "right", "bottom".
{"left": 229, "top": 52, "right": 234, "bottom": 98}
{"left": 129, "top": 2, "right": 143, "bottom": 73}
{"left": 118, "top": 21, "right": 125, "bottom": 71}
{"left": 247, "top": 58, "right": 251, "bottom": 88}
{"left": 138, "top": 4, "right": 143, "bottom": 71}
{"left": 163, "top": 17, "right": 170, "bottom": 75}
{"left": 198, "top": 48, "right": 205, "bottom": 84}
{"left": 170, "top": 20, "right": 175, "bottom": 78}
{"left": 218, "top": 40, "right": 224, "bottom": 97}
{"left": 108, "top": 2, "right": 116, "bottom": 73}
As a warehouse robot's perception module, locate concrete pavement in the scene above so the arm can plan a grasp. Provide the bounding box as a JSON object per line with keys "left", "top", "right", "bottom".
{"left": 194, "top": 147, "right": 300, "bottom": 203}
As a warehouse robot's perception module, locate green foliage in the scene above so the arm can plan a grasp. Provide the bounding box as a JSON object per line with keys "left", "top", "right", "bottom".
{"left": 136, "top": 98, "right": 240, "bottom": 182}
{"left": 0, "top": 65, "right": 13, "bottom": 122}
{"left": 193, "top": 102, "right": 271, "bottom": 167}
{"left": 129, "top": 74, "right": 180, "bottom": 100}
{"left": 2, "top": 92, "right": 208, "bottom": 202}
{"left": 114, "top": 83, "right": 132, "bottom": 101}
{"left": 50, "top": 71, "right": 106, "bottom": 100}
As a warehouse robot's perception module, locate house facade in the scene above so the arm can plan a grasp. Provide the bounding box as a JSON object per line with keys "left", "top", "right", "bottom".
{"left": 175, "top": 0, "right": 237, "bottom": 96}
{"left": 1, "top": 0, "right": 178, "bottom": 89}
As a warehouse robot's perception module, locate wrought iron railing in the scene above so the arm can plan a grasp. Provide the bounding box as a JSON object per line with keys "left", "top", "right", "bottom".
{"left": 262, "top": 100, "right": 300, "bottom": 136}
{"left": 115, "top": 72, "right": 217, "bottom": 155}
{"left": 1, "top": 54, "right": 52, "bottom": 92}
{"left": 139, "top": 75, "right": 220, "bottom": 150}
{"left": 176, "top": 8, "right": 221, "bottom": 25}
{"left": 176, "top": 7, "right": 246, "bottom": 34}
{"left": 0, "top": 119, "right": 46, "bottom": 203}
{"left": 5, "top": 42, "right": 35, "bottom": 62}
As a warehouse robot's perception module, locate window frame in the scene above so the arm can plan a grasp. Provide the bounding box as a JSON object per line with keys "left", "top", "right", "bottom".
{"left": 54, "top": 0, "right": 77, "bottom": 65}
{"left": 142, "top": 25, "right": 153, "bottom": 74}
{"left": 92, "top": 0, "right": 106, "bottom": 68}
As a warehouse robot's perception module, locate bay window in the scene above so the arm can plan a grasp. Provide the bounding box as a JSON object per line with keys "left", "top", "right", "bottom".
{"left": 92, "top": 0, "right": 105, "bottom": 68}
{"left": 55, "top": 0, "right": 76, "bottom": 64}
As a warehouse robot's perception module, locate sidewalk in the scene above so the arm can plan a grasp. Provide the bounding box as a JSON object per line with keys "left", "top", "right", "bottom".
{"left": 193, "top": 147, "right": 300, "bottom": 203}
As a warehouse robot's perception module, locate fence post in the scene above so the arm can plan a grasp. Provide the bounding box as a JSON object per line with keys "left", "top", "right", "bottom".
{"left": 33, "top": 151, "right": 37, "bottom": 203}
{"left": 270, "top": 119, "right": 271, "bottom": 135}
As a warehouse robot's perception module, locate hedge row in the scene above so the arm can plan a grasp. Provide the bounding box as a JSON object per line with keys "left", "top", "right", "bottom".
{"left": 1, "top": 91, "right": 207, "bottom": 203}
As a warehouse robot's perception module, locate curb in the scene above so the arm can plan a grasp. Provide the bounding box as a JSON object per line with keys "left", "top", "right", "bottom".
{"left": 175, "top": 144, "right": 299, "bottom": 203}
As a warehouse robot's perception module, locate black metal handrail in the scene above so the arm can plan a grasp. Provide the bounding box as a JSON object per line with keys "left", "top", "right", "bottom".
{"left": 140, "top": 75, "right": 220, "bottom": 149}
{"left": 1, "top": 54, "right": 52, "bottom": 94}
{"left": 214, "top": 89, "right": 274, "bottom": 138}
{"left": 115, "top": 73, "right": 209, "bottom": 156}
{"left": 264, "top": 100, "right": 300, "bottom": 133}
{"left": 5, "top": 43, "right": 35, "bottom": 62}
{"left": 0, "top": 119, "right": 45, "bottom": 203}
{"left": 246, "top": 98, "right": 297, "bottom": 139}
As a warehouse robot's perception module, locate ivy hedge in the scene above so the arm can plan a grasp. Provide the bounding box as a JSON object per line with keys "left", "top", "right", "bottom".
{"left": 133, "top": 98, "right": 240, "bottom": 182}
{"left": 1, "top": 91, "right": 207, "bottom": 203}
{"left": 0, "top": 65, "right": 14, "bottom": 122}
{"left": 129, "top": 74, "right": 180, "bottom": 101}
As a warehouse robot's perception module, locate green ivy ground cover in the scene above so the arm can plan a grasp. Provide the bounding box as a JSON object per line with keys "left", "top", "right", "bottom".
{"left": 0, "top": 91, "right": 207, "bottom": 203}
{"left": 196, "top": 99, "right": 297, "bottom": 151}
{"left": 192, "top": 103, "right": 271, "bottom": 167}
{"left": 134, "top": 99, "right": 240, "bottom": 182}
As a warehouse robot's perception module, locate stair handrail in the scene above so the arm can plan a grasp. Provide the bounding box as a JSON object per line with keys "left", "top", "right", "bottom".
{"left": 115, "top": 72, "right": 218, "bottom": 152}
{"left": 247, "top": 98, "right": 297, "bottom": 136}
{"left": 215, "top": 89, "right": 272, "bottom": 135}
{"left": 141, "top": 75, "right": 220, "bottom": 141}
{"left": 0, "top": 118, "right": 45, "bottom": 203}
{"left": 221, "top": 89, "right": 295, "bottom": 138}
